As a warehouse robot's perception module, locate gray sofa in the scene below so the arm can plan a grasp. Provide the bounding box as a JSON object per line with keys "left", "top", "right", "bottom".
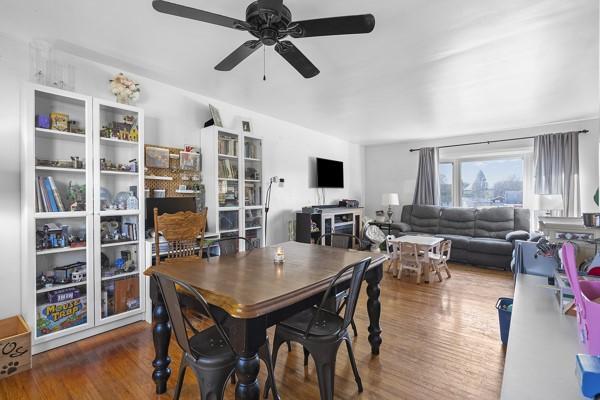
{"left": 390, "top": 205, "right": 530, "bottom": 269}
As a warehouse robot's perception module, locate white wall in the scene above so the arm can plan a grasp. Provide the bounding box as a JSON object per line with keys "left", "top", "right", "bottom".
{"left": 364, "top": 119, "right": 600, "bottom": 218}
{"left": 0, "top": 34, "right": 364, "bottom": 319}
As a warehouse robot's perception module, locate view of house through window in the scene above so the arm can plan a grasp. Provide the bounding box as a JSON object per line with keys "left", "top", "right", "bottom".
{"left": 439, "top": 162, "right": 453, "bottom": 207}
{"left": 439, "top": 157, "right": 524, "bottom": 208}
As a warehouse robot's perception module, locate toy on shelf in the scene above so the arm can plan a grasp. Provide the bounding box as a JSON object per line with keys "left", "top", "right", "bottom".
{"left": 50, "top": 112, "right": 68, "bottom": 131}
{"left": 36, "top": 156, "right": 84, "bottom": 170}
{"left": 53, "top": 262, "right": 86, "bottom": 284}
{"left": 101, "top": 250, "right": 137, "bottom": 278}
{"left": 36, "top": 223, "right": 86, "bottom": 250}
{"left": 67, "top": 181, "right": 86, "bottom": 212}
{"left": 100, "top": 158, "right": 138, "bottom": 173}
{"left": 100, "top": 115, "right": 138, "bottom": 142}
{"left": 100, "top": 218, "right": 138, "bottom": 244}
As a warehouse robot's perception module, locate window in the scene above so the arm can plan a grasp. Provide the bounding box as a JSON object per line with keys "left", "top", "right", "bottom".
{"left": 459, "top": 158, "right": 523, "bottom": 208}
{"left": 439, "top": 162, "right": 453, "bottom": 207}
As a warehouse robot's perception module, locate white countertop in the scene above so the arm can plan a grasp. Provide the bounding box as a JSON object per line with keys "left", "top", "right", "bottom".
{"left": 500, "top": 274, "right": 583, "bottom": 399}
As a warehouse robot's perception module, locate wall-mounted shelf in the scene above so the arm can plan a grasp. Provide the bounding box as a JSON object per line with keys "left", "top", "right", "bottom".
{"left": 175, "top": 189, "right": 201, "bottom": 194}
{"left": 145, "top": 175, "right": 173, "bottom": 181}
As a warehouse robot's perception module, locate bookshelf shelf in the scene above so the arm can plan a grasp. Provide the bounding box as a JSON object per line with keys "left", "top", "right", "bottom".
{"left": 99, "top": 137, "right": 139, "bottom": 146}
{"left": 100, "top": 170, "right": 138, "bottom": 176}
{"left": 35, "top": 211, "right": 87, "bottom": 219}
{"left": 35, "top": 166, "right": 85, "bottom": 173}
{"left": 101, "top": 270, "right": 140, "bottom": 282}
{"left": 36, "top": 281, "right": 87, "bottom": 294}
{"left": 36, "top": 246, "right": 87, "bottom": 256}
{"left": 100, "top": 240, "right": 138, "bottom": 248}
{"left": 35, "top": 128, "right": 86, "bottom": 142}
{"left": 98, "top": 209, "right": 140, "bottom": 217}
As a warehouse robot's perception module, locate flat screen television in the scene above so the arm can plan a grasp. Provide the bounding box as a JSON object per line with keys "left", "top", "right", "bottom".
{"left": 316, "top": 157, "right": 344, "bottom": 188}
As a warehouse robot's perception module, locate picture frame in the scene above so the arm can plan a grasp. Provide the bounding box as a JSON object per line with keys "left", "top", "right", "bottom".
{"left": 241, "top": 119, "right": 252, "bottom": 133}
{"left": 180, "top": 151, "right": 200, "bottom": 171}
{"left": 209, "top": 104, "right": 223, "bottom": 127}
{"left": 145, "top": 146, "right": 170, "bottom": 169}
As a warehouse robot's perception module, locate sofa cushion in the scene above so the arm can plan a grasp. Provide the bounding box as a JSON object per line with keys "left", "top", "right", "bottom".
{"left": 409, "top": 205, "right": 440, "bottom": 234}
{"left": 435, "top": 234, "right": 471, "bottom": 250}
{"left": 514, "top": 208, "right": 531, "bottom": 232}
{"left": 474, "top": 207, "right": 515, "bottom": 239}
{"left": 468, "top": 237, "right": 513, "bottom": 256}
{"left": 439, "top": 208, "right": 476, "bottom": 236}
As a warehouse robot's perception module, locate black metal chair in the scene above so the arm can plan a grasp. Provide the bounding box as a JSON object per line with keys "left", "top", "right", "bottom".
{"left": 265, "top": 257, "right": 372, "bottom": 400}
{"left": 154, "top": 271, "right": 280, "bottom": 400}
{"left": 205, "top": 236, "right": 253, "bottom": 260}
{"left": 315, "top": 233, "right": 369, "bottom": 337}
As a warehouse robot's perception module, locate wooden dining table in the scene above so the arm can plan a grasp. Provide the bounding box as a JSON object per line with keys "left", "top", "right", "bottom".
{"left": 146, "top": 241, "right": 386, "bottom": 400}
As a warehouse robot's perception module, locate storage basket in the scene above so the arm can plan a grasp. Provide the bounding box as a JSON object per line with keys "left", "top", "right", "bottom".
{"left": 0, "top": 315, "right": 31, "bottom": 379}
{"left": 563, "top": 242, "right": 600, "bottom": 356}
{"left": 496, "top": 297, "right": 513, "bottom": 345}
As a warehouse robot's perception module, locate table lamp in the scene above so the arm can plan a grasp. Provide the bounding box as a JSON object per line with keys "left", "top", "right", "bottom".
{"left": 382, "top": 193, "right": 400, "bottom": 223}
{"left": 535, "top": 194, "right": 564, "bottom": 217}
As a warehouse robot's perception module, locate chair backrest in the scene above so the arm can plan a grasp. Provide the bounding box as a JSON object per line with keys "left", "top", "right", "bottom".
{"left": 154, "top": 207, "right": 207, "bottom": 265}
{"left": 206, "top": 236, "right": 253, "bottom": 260}
{"left": 153, "top": 271, "right": 234, "bottom": 358}
{"left": 305, "top": 257, "right": 372, "bottom": 338}
{"left": 400, "top": 242, "right": 420, "bottom": 264}
{"left": 317, "top": 233, "right": 367, "bottom": 250}
{"left": 385, "top": 235, "right": 396, "bottom": 257}
{"left": 441, "top": 240, "right": 452, "bottom": 260}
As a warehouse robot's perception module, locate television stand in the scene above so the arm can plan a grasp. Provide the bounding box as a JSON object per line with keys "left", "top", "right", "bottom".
{"left": 296, "top": 207, "right": 363, "bottom": 247}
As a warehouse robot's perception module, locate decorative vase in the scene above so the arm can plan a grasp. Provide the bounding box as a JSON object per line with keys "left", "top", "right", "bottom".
{"left": 116, "top": 93, "right": 130, "bottom": 105}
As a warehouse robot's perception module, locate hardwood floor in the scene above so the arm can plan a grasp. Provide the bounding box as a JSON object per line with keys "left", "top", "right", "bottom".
{"left": 0, "top": 263, "right": 513, "bottom": 400}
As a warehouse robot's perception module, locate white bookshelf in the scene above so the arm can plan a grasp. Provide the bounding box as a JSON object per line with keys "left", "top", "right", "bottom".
{"left": 200, "top": 126, "right": 265, "bottom": 250}
{"left": 21, "top": 84, "right": 95, "bottom": 350}
{"left": 21, "top": 84, "right": 145, "bottom": 354}
{"left": 93, "top": 98, "right": 145, "bottom": 326}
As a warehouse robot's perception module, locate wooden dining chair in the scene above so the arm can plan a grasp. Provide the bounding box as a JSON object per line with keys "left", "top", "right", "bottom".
{"left": 397, "top": 242, "right": 426, "bottom": 284}
{"left": 385, "top": 235, "right": 398, "bottom": 274}
{"left": 154, "top": 207, "right": 208, "bottom": 265}
{"left": 205, "top": 236, "right": 253, "bottom": 260}
{"left": 153, "top": 271, "right": 280, "bottom": 400}
{"left": 428, "top": 240, "right": 452, "bottom": 280}
{"left": 265, "top": 257, "right": 372, "bottom": 400}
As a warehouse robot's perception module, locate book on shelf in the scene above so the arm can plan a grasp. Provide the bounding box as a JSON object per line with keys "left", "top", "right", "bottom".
{"left": 37, "top": 176, "right": 66, "bottom": 212}
{"left": 218, "top": 137, "right": 237, "bottom": 156}
{"left": 218, "top": 159, "right": 238, "bottom": 179}
{"left": 245, "top": 141, "right": 259, "bottom": 159}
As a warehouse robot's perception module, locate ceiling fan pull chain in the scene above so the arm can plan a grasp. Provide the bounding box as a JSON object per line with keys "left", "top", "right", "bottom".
{"left": 263, "top": 46, "right": 267, "bottom": 81}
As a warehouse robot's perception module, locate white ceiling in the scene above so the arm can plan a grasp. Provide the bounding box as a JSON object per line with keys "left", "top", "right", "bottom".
{"left": 1, "top": 0, "right": 598, "bottom": 144}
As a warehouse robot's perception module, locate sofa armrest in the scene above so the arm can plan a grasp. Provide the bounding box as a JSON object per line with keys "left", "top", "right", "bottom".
{"left": 392, "top": 222, "right": 411, "bottom": 232}
{"left": 505, "top": 230, "right": 530, "bottom": 242}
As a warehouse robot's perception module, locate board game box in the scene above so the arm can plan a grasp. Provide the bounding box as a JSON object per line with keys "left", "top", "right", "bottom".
{"left": 36, "top": 296, "right": 87, "bottom": 337}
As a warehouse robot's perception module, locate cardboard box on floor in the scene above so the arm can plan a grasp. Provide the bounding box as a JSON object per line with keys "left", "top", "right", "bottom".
{"left": 0, "top": 315, "right": 32, "bottom": 379}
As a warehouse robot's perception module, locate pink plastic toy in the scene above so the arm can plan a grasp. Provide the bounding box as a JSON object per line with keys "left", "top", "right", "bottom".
{"left": 563, "top": 242, "right": 600, "bottom": 356}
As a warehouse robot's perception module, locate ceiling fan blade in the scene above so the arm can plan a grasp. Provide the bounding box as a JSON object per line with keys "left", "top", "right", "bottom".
{"left": 215, "top": 41, "right": 263, "bottom": 71}
{"left": 152, "top": 0, "right": 251, "bottom": 31}
{"left": 275, "top": 41, "right": 319, "bottom": 78}
{"left": 290, "top": 14, "right": 375, "bottom": 38}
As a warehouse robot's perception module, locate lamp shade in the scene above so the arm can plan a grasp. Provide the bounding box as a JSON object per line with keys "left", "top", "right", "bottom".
{"left": 382, "top": 193, "right": 400, "bottom": 206}
{"left": 535, "top": 194, "right": 564, "bottom": 210}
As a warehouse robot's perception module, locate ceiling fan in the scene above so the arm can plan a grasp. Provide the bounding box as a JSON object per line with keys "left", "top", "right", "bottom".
{"left": 152, "top": 0, "right": 375, "bottom": 78}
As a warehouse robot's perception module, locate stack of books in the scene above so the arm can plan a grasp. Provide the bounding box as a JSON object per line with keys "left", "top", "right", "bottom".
{"left": 218, "top": 159, "right": 238, "bottom": 179}
{"left": 218, "top": 137, "right": 238, "bottom": 156}
{"left": 36, "top": 176, "right": 66, "bottom": 212}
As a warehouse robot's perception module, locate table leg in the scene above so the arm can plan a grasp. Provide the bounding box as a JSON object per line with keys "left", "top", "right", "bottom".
{"left": 235, "top": 353, "right": 260, "bottom": 400}
{"left": 423, "top": 246, "right": 431, "bottom": 283}
{"left": 366, "top": 264, "right": 383, "bottom": 355}
{"left": 151, "top": 290, "right": 172, "bottom": 394}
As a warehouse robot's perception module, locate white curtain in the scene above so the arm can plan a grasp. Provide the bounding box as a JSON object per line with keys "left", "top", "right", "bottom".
{"left": 533, "top": 132, "right": 580, "bottom": 217}
{"left": 412, "top": 147, "right": 439, "bottom": 205}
